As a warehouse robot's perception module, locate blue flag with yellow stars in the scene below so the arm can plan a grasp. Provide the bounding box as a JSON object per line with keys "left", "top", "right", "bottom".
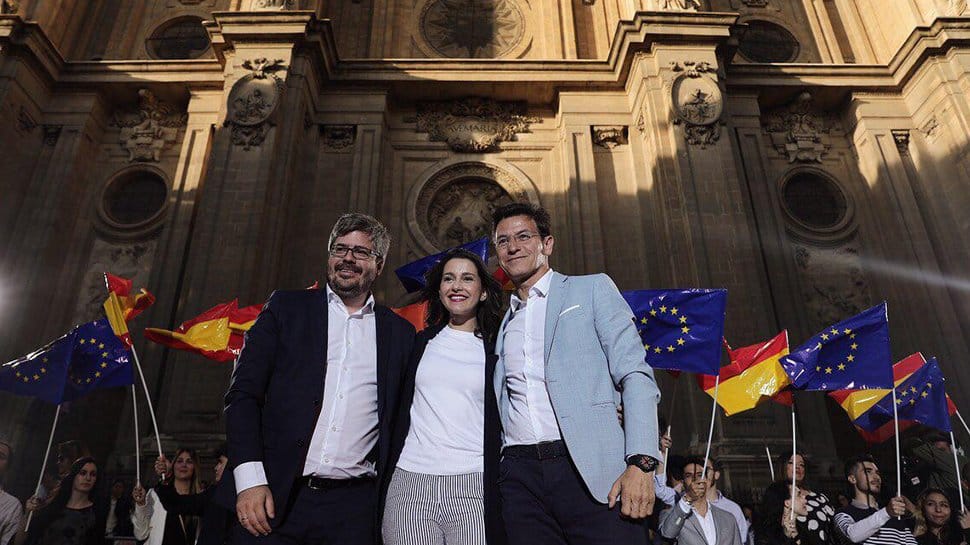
{"left": 0, "top": 319, "right": 132, "bottom": 405}
{"left": 781, "top": 302, "right": 893, "bottom": 391}
{"left": 855, "top": 357, "right": 951, "bottom": 433}
{"left": 0, "top": 332, "right": 74, "bottom": 405}
{"left": 63, "top": 319, "right": 133, "bottom": 403}
{"left": 622, "top": 289, "right": 728, "bottom": 376}
{"left": 394, "top": 237, "right": 490, "bottom": 293}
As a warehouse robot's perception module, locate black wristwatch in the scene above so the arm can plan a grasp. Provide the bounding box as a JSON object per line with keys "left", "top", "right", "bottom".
{"left": 626, "top": 454, "right": 659, "bottom": 474}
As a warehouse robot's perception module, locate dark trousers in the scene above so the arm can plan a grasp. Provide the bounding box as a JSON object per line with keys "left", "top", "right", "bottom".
{"left": 499, "top": 455, "right": 647, "bottom": 545}
{"left": 231, "top": 480, "right": 376, "bottom": 545}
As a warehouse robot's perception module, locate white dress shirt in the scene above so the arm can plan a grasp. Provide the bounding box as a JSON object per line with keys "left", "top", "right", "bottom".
{"left": 234, "top": 285, "right": 379, "bottom": 493}
{"left": 502, "top": 269, "right": 562, "bottom": 447}
{"left": 397, "top": 326, "right": 485, "bottom": 475}
{"left": 679, "top": 498, "right": 717, "bottom": 545}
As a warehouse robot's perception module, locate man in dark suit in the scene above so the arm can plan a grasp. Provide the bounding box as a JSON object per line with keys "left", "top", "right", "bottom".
{"left": 218, "top": 213, "right": 415, "bottom": 545}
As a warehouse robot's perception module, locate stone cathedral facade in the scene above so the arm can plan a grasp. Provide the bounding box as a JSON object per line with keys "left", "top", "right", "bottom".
{"left": 1, "top": 0, "right": 970, "bottom": 498}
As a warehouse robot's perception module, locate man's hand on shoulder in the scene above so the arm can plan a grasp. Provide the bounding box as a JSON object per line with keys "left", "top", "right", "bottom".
{"left": 608, "top": 466, "right": 656, "bottom": 520}
{"left": 236, "top": 485, "right": 275, "bottom": 537}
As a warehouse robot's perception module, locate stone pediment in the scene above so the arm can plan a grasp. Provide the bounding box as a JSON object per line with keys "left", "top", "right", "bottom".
{"left": 413, "top": 97, "right": 538, "bottom": 153}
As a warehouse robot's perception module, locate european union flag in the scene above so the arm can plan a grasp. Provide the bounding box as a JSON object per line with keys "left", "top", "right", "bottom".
{"left": 622, "top": 289, "right": 728, "bottom": 375}
{"left": 0, "top": 332, "right": 73, "bottom": 404}
{"left": 394, "top": 238, "right": 490, "bottom": 293}
{"left": 0, "top": 320, "right": 132, "bottom": 405}
{"left": 63, "top": 320, "right": 133, "bottom": 402}
{"left": 855, "top": 357, "right": 951, "bottom": 433}
{"left": 781, "top": 302, "right": 893, "bottom": 391}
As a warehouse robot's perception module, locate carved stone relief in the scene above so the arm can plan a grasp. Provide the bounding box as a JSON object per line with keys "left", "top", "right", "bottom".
{"left": 741, "top": 0, "right": 768, "bottom": 7}
{"left": 250, "top": 0, "right": 294, "bottom": 9}
{"left": 413, "top": 97, "right": 538, "bottom": 153}
{"left": 419, "top": 0, "right": 526, "bottom": 58}
{"left": 792, "top": 242, "right": 872, "bottom": 329}
{"left": 225, "top": 58, "right": 287, "bottom": 150}
{"left": 949, "top": 0, "right": 968, "bottom": 15}
{"left": 592, "top": 126, "right": 628, "bottom": 149}
{"left": 920, "top": 116, "right": 940, "bottom": 139}
{"left": 762, "top": 92, "right": 839, "bottom": 163}
{"left": 892, "top": 130, "right": 910, "bottom": 156}
{"left": 16, "top": 105, "right": 36, "bottom": 134}
{"left": 0, "top": 1, "right": 17, "bottom": 15}
{"left": 321, "top": 125, "right": 356, "bottom": 152}
{"left": 71, "top": 240, "right": 157, "bottom": 325}
{"left": 651, "top": 0, "right": 701, "bottom": 10}
{"left": 411, "top": 162, "right": 533, "bottom": 250}
{"left": 670, "top": 62, "right": 723, "bottom": 148}
{"left": 112, "top": 89, "right": 187, "bottom": 162}
{"left": 42, "top": 125, "right": 62, "bottom": 146}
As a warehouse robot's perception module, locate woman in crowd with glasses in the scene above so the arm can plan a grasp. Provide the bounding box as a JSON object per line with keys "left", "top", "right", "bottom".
{"left": 382, "top": 248, "right": 505, "bottom": 545}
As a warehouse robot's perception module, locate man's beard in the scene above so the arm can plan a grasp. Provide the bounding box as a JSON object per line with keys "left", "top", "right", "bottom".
{"left": 328, "top": 262, "right": 374, "bottom": 298}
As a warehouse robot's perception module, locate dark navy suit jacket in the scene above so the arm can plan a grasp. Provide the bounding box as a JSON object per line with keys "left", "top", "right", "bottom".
{"left": 215, "top": 289, "right": 415, "bottom": 528}
{"left": 384, "top": 323, "right": 506, "bottom": 545}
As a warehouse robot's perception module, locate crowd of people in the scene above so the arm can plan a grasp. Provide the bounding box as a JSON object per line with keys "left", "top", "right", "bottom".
{"left": 1, "top": 204, "right": 970, "bottom": 545}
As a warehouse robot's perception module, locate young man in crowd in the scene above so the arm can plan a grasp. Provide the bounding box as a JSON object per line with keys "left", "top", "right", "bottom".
{"left": 834, "top": 454, "right": 915, "bottom": 545}
{"left": 659, "top": 457, "right": 741, "bottom": 545}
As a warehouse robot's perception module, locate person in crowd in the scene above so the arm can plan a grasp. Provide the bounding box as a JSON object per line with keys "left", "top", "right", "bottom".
{"left": 908, "top": 433, "right": 966, "bottom": 498}
{"left": 757, "top": 450, "right": 835, "bottom": 545}
{"left": 104, "top": 479, "right": 133, "bottom": 542}
{"left": 490, "top": 202, "right": 662, "bottom": 545}
{"left": 382, "top": 248, "right": 505, "bottom": 545}
{"left": 56, "top": 442, "right": 91, "bottom": 479}
{"left": 837, "top": 492, "right": 851, "bottom": 509}
{"left": 834, "top": 454, "right": 915, "bottom": 544}
{"left": 912, "top": 487, "right": 970, "bottom": 545}
{"left": 0, "top": 438, "right": 23, "bottom": 545}
{"left": 659, "top": 456, "right": 741, "bottom": 545}
{"left": 216, "top": 213, "right": 415, "bottom": 545}
{"left": 132, "top": 448, "right": 202, "bottom": 545}
{"left": 741, "top": 505, "right": 756, "bottom": 545}
{"left": 18, "top": 457, "right": 105, "bottom": 545}
{"left": 137, "top": 445, "right": 231, "bottom": 545}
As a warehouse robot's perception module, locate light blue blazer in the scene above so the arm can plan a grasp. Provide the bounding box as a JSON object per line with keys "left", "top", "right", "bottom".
{"left": 494, "top": 271, "right": 662, "bottom": 503}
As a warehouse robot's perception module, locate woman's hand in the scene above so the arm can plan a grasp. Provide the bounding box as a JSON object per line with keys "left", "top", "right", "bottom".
{"left": 154, "top": 455, "right": 171, "bottom": 478}
{"left": 782, "top": 500, "right": 798, "bottom": 538}
{"left": 132, "top": 484, "right": 147, "bottom": 506}
{"left": 24, "top": 497, "right": 41, "bottom": 513}
{"left": 959, "top": 509, "right": 970, "bottom": 530}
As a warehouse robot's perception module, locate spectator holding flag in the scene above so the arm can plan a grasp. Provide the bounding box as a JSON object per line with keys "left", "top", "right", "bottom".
{"left": 756, "top": 450, "right": 835, "bottom": 545}
{"left": 834, "top": 454, "right": 915, "bottom": 545}
{"left": 132, "top": 449, "right": 202, "bottom": 545}
{"left": 17, "top": 457, "right": 106, "bottom": 545}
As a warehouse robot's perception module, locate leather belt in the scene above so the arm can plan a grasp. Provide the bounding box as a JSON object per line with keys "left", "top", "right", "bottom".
{"left": 503, "top": 440, "right": 568, "bottom": 460}
{"left": 301, "top": 475, "right": 374, "bottom": 491}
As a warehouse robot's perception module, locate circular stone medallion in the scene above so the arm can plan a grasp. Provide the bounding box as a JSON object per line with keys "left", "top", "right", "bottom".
{"left": 420, "top": 0, "right": 526, "bottom": 58}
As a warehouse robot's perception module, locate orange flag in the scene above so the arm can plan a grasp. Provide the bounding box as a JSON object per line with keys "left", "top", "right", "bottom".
{"left": 103, "top": 272, "right": 156, "bottom": 347}
{"left": 144, "top": 300, "right": 261, "bottom": 362}
{"left": 392, "top": 301, "right": 429, "bottom": 332}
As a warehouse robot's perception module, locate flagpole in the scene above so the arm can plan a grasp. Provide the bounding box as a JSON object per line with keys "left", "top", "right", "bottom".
{"left": 130, "top": 344, "right": 164, "bottom": 465}
{"left": 951, "top": 430, "right": 965, "bottom": 513}
{"left": 955, "top": 409, "right": 970, "bottom": 440}
{"left": 663, "top": 376, "right": 681, "bottom": 471}
{"left": 766, "top": 445, "right": 775, "bottom": 481}
{"left": 791, "top": 407, "right": 797, "bottom": 522}
{"left": 701, "top": 375, "right": 719, "bottom": 481}
{"left": 25, "top": 404, "right": 61, "bottom": 532}
{"left": 131, "top": 385, "right": 141, "bottom": 485}
{"left": 891, "top": 387, "right": 902, "bottom": 518}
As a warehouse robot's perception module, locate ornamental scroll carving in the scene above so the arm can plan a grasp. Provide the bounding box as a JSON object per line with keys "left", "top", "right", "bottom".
{"left": 670, "top": 61, "right": 722, "bottom": 148}
{"left": 651, "top": 0, "right": 701, "bottom": 11}
{"left": 112, "top": 90, "right": 187, "bottom": 162}
{"left": 761, "top": 92, "right": 839, "bottom": 163}
{"left": 225, "top": 58, "right": 286, "bottom": 150}
{"left": 412, "top": 162, "right": 533, "bottom": 250}
{"left": 413, "top": 97, "right": 538, "bottom": 153}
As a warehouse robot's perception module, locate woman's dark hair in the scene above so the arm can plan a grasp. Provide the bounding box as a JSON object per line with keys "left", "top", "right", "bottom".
{"left": 422, "top": 248, "right": 503, "bottom": 344}
{"left": 776, "top": 449, "right": 809, "bottom": 484}
{"left": 29, "top": 457, "right": 103, "bottom": 544}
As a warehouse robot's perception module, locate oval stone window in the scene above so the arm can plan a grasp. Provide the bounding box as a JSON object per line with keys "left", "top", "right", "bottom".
{"left": 782, "top": 172, "right": 848, "bottom": 230}
{"left": 146, "top": 17, "right": 211, "bottom": 60}
{"left": 739, "top": 20, "right": 799, "bottom": 63}
{"left": 103, "top": 171, "right": 168, "bottom": 227}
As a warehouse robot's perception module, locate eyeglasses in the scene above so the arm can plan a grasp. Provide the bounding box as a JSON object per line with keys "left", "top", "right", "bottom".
{"left": 330, "top": 244, "right": 381, "bottom": 261}
{"left": 494, "top": 232, "right": 541, "bottom": 250}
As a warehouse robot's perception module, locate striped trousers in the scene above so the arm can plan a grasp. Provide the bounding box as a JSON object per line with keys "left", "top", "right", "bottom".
{"left": 382, "top": 468, "right": 487, "bottom": 545}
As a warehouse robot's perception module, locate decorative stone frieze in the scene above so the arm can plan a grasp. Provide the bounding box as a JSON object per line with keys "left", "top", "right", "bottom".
{"left": 891, "top": 129, "right": 910, "bottom": 155}
{"left": 670, "top": 61, "right": 723, "bottom": 148}
{"left": 321, "top": 125, "right": 356, "bottom": 152}
{"left": 225, "top": 58, "right": 287, "bottom": 150}
{"left": 761, "top": 92, "right": 837, "bottom": 163}
{"left": 413, "top": 97, "right": 538, "bottom": 153}
{"left": 592, "top": 126, "right": 629, "bottom": 149}
{"left": 112, "top": 89, "right": 187, "bottom": 162}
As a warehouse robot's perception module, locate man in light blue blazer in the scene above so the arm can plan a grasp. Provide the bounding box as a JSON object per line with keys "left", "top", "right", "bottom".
{"left": 491, "top": 202, "right": 661, "bottom": 545}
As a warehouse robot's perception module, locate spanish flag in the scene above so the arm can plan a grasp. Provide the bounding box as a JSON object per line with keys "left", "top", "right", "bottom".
{"left": 143, "top": 300, "right": 261, "bottom": 362}
{"left": 698, "top": 331, "right": 790, "bottom": 416}
{"left": 829, "top": 353, "right": 956, "bottom": 443}
{"left": 493, "top": 268, "right": 515, "bottom": 291}
{"left": 392, "top": 301, "right": 429, "bottom": 332}
{"left": 103, "top": 272, "right": 156, "bottom": 347}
